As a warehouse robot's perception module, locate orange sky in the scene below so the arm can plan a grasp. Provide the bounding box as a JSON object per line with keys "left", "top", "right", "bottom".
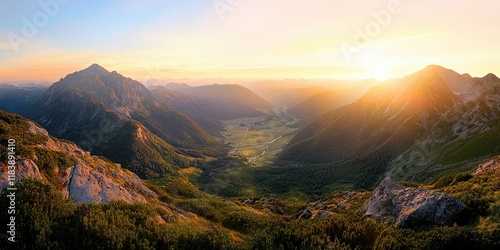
{"left": 1, "top": 0, "right": 499, "bottom": 83}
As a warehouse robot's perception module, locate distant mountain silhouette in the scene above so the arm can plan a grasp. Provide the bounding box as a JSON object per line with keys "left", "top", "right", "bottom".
{"left": 164, "top": 82, "right": 192, "bottom": 91}
{"left": 0, "top": 84, "right": 46, "bottom": 112}
{"left": 165, "top": 83, "right": 274, "bottom": 120}
{"left": 151, "top": 86, "right": 224, "bottom": 136}
{"left": 290, "top": 90, "right": 344, "bottom": 119}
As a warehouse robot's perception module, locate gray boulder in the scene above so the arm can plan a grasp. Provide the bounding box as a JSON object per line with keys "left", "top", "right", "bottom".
{"left": 316, "top": 210, "right": 331, "bottom": 218}
{"left": 361, "top": 177, "right": 466, "bottom": 228}
{"left": 298, "top": 208, "right": 313, "bottom": 220}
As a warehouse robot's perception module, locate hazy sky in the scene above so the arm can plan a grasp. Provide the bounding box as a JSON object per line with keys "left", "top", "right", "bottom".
{"left": 1, "top": 0, "right": 499, "bottom": 82}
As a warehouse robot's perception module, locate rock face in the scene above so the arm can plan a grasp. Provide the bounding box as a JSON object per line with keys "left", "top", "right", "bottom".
{"left": 0, "top": 159, "right": 43, "bottom": 191}
{"left": 28, "top": 122, "right": 89, "bottom": 156}
{"left": 361, "top": 177, "right": 466, "bottom": 229}
{"left": 0, "top": 119, "right": 158, "bottom": 204}
{"left": 28, "top": 121, "right": 49, "bottom": 136}
{"left": 62, "top": 160, "right": 158, "bottom": 204}
{"left": 0, "top": 158, "right": 158, "bottom": 204}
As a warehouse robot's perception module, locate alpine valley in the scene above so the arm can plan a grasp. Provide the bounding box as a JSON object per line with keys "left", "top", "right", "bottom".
{"left": 1, "top": 64, "right": 499, "bottom": 249}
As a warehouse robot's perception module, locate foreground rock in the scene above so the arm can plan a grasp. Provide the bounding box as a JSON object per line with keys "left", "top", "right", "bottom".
{"left": 62, "top": 160, "right": 158, "bottom": 204}
{"left": 0, "top": 120, "right": 158, "bottom": 204}
{"left": 361, "top": 177, "right": 466, "bottom": 229}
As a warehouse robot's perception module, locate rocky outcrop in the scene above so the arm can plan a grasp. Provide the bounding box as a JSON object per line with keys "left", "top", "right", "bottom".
{"left": 0, "top": 158, "right": 43, "bottom": 191}
{"left": 62, "top": 160, "right": 158, "bottom": 204}
{"left": 472, "top": 156, "right": 500, "bottom": 175}
{"left": 316, "top": 210, "right": 331, "bottom": 218}
{"left": 0, "top": 158, "right": 157, "bottom": 204}
{"left": 29, "top": 122, "right": 89, "bottom": 156}
{"left": 295, "top": 200, "right": 333, "bottom": 220}
{"left": 28, "top": 121, "right": 49, "bottom": 136}
{"left": 0, "top": 120, "right": 158, "bottom": 204}
{"left": 361, "top": 177, "right": 466, "bottom": 229}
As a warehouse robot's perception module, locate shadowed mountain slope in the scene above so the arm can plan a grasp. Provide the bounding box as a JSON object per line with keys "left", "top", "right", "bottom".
{"left": 17, "top": 64, "right": 219, "bottom": 178}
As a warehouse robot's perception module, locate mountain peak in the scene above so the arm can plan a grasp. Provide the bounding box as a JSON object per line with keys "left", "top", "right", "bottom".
{"left": 414, "top": 65, "right": 457, "bottom": 81}
{"left": 421, "top": 65, "right": 452, "bottom": 74}
{"left": 82, "top": 63, "right": 110, "bottom": 76}
{"left": 412, "top": 65, "right": 483, "bottom": 102}
{"left": 424, "top": 64, "right": 446, "bottom": 70}
{"left": 483, "top": 73, "right": 499, "bottom": 81}
{"left": 87, "top": 63, "right": 106, "bottom": 69}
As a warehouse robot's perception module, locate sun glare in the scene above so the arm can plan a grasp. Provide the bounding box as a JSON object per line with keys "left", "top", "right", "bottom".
{"left": 366, "top": 65, "right": 390, "bottom": 81}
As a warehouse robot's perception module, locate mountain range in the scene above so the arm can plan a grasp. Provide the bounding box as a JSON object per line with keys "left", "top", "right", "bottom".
{"left": 0, "top": 84, "right": 46, "bottom": 112}
{"left": 280, "top": 65, "right": 500, "bottom": 187}
{"left": 15, "top": 65, "right": 210, "bottom": 178}
{"left": 0, "top": 64, "right": 279, "bottom": 179}
{"left": 151, "top": 86, "right": 224, "bottom": 135}
{"left": 163, "top": 83, "right": 274, "bottom": 120}
{"left": 1, "top": 64, "right": 500, "bottom": 248}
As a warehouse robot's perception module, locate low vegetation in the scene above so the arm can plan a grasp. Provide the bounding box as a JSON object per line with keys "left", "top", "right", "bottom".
{"left": 2, "top": 165, "right": 499, "bottom": 249}
{"left": 0, "top": 110, "right": 47, "bottom": 161}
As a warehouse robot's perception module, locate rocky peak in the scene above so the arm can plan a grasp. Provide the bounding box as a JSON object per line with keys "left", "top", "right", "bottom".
{"left": 45, "top": 64, "right": 154, "bottom": 118}
{"left": 421, "top": 64, "right": 448, "bottom": 74}
{"left": 416, "top": 65, "right": 483, "bottom": 102}
{"left": 361, "top": 177, "right": 466, "bottom": 229}
{"left": 483, "top": 73, "right": 499, "bottom": 82}
{"left": 81, "top": 63, "right": 110, "bottom": 77}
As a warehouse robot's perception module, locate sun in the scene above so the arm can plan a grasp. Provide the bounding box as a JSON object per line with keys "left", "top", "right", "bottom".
{"left": 366, "top": 64, "right": 390, "bottom": 81}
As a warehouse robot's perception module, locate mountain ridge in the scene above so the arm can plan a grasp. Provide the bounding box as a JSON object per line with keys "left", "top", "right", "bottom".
{"left": 165, "top": 83, "right": 274, "bottom": 120}
{"left": 16, "top": 64, "right": 219, "bottom": 178}
{"left": 280, "top": 65, "right": 500, "bottom": 187}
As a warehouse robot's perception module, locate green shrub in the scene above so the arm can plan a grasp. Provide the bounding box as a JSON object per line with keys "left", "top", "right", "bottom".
{"left": 433, "top": 172, "right": 472, "bottom": 189}
{"left": 222, "top": 210, "right": 266, "bottom": 234}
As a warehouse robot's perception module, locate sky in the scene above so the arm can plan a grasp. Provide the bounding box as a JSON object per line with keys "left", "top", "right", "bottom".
{"left": 0, "top": 0, "right": 499, "bottom": 83}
